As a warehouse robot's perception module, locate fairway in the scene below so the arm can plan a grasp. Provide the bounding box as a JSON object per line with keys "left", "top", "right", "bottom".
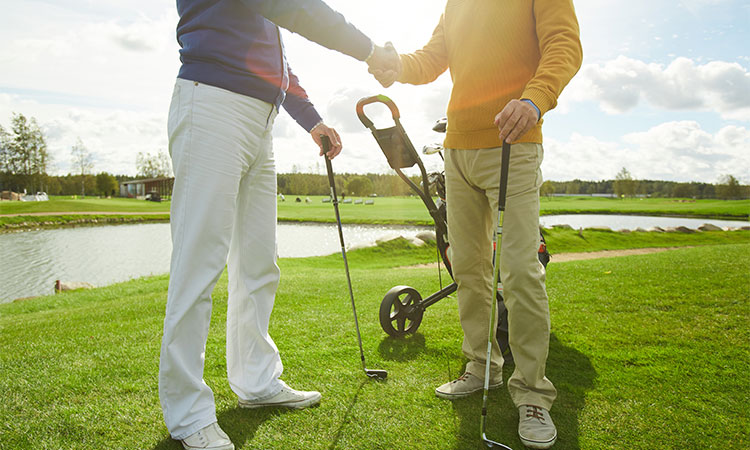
{"left": 2, "top": 196, "right": 748, "bottom": 227}
{"left": 0, "top": 240, "right": 747, "bottom": 449}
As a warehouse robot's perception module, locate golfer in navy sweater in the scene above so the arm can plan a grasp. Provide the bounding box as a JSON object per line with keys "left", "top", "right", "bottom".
{"left": 159, "top": 2, "right": 397, "bottom": 449}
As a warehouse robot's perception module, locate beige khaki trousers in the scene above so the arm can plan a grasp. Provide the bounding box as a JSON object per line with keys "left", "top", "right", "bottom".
{"left": 445, "top": 143, "right": 556, "bottom": 409}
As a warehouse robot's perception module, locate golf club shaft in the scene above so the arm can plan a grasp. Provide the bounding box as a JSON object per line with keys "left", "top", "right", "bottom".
{"left": 322, "top": 137, "right": 368, "bottom": 373}
{"left": 480, "top": 141, "right": 513, "bottom": 449}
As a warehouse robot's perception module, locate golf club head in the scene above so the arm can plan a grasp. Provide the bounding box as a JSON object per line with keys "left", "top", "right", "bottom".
{"left": 365, "top": 369, "right": 388, "bottom": 380}
{"left": 422, "top": 144, "right": 443, "bottom": 155}
{"left": 482, "top": 434, "right": 513, "bottom": 450}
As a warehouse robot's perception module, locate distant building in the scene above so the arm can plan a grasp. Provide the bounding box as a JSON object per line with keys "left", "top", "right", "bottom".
{"left": 120, "top": 177, "right": 174, "bottom": 199}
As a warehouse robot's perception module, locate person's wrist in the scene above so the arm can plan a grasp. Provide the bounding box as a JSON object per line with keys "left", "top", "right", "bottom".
{"left": 521, "top": 98, "right": 540, "bottom": 121}
{"left": 310, "top": 120, "right": 324, "bottom": 131}
{"left": 365, "top": 42, "right": 376, "bottom": 63}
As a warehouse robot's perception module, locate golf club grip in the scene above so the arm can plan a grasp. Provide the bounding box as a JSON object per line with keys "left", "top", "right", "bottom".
{"left": 322, "top": 136, "right": 337, "bottom": 195}
{"left": 498, "top": 141, "right": 511, "bottom": 211}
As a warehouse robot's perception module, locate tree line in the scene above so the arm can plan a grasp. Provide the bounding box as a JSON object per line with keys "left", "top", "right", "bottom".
{"left": 279, "top": 171, "right": 748, "bottom": 199}
{"left": 541, "top": 167, "right": 748, "bottom": 200}
{"left": 1, "top": 112, "right": 170, "bottom": 197}
{"left": 1, "top": 113, "right": 747, "bottom": 200}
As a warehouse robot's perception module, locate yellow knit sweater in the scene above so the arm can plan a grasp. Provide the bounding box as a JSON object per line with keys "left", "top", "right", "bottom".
{"left": 398, "top": 0, "right": 583, "bottom": 149}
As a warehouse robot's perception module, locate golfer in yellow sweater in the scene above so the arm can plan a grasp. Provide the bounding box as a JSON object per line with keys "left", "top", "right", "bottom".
{"left": 371, "top": 1, "right": 582, "bottom": 447}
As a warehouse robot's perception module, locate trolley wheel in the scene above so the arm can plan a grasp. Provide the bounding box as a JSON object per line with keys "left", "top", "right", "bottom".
{"left": 379, "top": 286, "right": 424, "bottom": 338}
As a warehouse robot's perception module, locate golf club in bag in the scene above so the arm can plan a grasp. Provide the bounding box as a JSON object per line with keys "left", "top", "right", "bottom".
{"left": 322, "top": 136, "right": 388, "bottom": 380}
{"left": 481, "top": 141, "right": 514, "bottom": 450}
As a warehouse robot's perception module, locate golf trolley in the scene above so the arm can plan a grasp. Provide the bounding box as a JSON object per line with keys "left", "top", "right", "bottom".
{"left": 356, "top": 95, "right": 550, "bottom": 364}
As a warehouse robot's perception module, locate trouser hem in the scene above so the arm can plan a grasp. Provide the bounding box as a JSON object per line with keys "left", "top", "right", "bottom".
{"left": 236, "top": 380, "right": 284, "bottom": 402}
{"left": 170, "top": 414, "right": 218, "bottom": 441}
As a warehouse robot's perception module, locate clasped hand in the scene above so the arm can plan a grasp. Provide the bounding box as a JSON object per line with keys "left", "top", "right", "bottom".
{"left": 367, "top": 42, "right": 401, "bottom": 88}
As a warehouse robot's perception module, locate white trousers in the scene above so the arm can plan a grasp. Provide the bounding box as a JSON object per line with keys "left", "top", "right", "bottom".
{"left": 159, "top": 79, "right": 284, "bottom": 439}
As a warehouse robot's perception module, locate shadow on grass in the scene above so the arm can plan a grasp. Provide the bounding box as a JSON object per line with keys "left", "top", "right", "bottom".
{"left": 151, "top": 403, "right": 300, "bottom": 450}
{"left": 327, "top": 380, "right": 366, "bottom": 450}
{"left": 377, "top": 332, "right": 427, "bottom": 361}
{"left": 450, "top": 334, "right": 596, "bottom": 449}
{"left": 152, "top": 380, "right": 367, "bottom": 450}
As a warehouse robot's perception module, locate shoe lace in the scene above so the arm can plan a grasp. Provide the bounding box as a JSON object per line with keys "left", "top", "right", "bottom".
{"left": 526, "top": 405, "right": 546, "bottom": 423}
{"left": 454, "top": 372, "right": 471, "bottom": 383}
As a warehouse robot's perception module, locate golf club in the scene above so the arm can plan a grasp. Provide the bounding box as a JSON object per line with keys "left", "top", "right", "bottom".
{"left": 480, "top": 141, "right": 514, "bottom": 450}
{"left": 322, "top": 135, "right": 387, "bottom": 380}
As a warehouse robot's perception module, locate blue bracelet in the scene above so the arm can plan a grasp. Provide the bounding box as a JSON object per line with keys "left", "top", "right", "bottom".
{"left": 521, "top": 99, "right": 541, "bottom": 121}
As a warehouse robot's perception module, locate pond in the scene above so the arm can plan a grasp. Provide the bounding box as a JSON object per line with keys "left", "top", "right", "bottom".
{"left": 0, "top": 222, "right": 429, "bottom": 303}
{"left": 0, "top": 215, "right": 747, "bottom": 303}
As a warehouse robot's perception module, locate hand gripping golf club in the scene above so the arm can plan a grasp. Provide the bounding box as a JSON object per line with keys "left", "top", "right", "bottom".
{"left": 480, "top": 141, "right": 513, "bottom": 450}
{"left": 322, "top": 136, "right": 387, "bottom": 380}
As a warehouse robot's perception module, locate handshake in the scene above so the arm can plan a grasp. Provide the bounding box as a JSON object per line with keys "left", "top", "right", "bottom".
{"left": 366, "top": 42, "right": 401, "bottom": 88}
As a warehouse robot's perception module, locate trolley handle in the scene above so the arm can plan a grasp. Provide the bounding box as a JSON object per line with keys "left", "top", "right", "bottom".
{"left": 356, "top": 95, "right": 401, "bottom": 130}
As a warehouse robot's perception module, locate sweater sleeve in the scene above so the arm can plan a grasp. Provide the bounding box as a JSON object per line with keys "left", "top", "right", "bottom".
{"left": 240, "top": 0, "right": 373, "bottom": 61}
{"left": 282, "top": 63, "right": 324, "bottom": 132}
{"left": 521, "top": 0, "right": 583, "bottom": 117}
{"left": 397, "top": 14, "right": 449, "bottom": 85}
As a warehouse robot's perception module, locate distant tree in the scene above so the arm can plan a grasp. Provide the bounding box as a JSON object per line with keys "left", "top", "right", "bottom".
{"left": 0, "top": 113, "right": 50, "bottom": 193}
{"left": 540, "top": 180, "right": 555, "bottom": 196}
{"left": 565, "top": 180, "right": 582, "bottom": 195}
{"left": 287, "top": 173, "right": 310, "bottom": 195}
{"left": 716, "top": 175, "right": 743, "bottom": 200}
{"left": 346, "top": 175, "right": 374, "bottom": 196}
{"left": 0, "top": 124, "right": 10, "bottom": 190}
{"left": 43, "top": 175, "right": 62, "bottom": 196}
{"left": 614, "top": 167, "right": 637, "bottom": 198}
{"left": 71, "top": 138, "right": 94, "bottom": 196}
{"left": 701, "top": 183, "right": 716, "bottom": 199}
{"left": 96, "top": 172, "right": 119, "bottom": 197}
{"left": 136, "top": 150, "right": 172, "bottom": 178}
{"left": 672, "top": 182, "right": 695, "bottom": 199}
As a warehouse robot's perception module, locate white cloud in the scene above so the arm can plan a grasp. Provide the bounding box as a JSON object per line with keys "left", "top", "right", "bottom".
{"left": 2, "top": 0, "right": 747, "bottom": 185}
{"left": 567, "top": 56, "right": 750, "bottom": 121}
{"left": 43, "top": 108, "right": 168, "bottom": 176}
{"left": 0, "top": 9, "right": 179, "bottom": 111}
{"left": 0, "top": 93, "right": 167, "bottom": 176}
{"left": 544, "top": 121, "right": 750, "bottom": 183}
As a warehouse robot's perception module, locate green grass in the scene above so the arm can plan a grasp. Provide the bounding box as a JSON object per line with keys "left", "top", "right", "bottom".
{"left": 279, "top": 196, "right": 750, "bottom": 224}
{"left": 0, "top": 196, "right": 171, "bottom": 214}
{"left": 543, "top": 228, "right": 750, "bottom": 254}
{"left": 540, "top": 196, "right": 750, "bottom": 219}
{"left": 2, "top": 196, "right": 747, "bottom": 231}
{"left": 1, "top": 239, "right": 748, "bottom": 449}
{"left": 0, "top": 213, "right": 170, "bottom": 230}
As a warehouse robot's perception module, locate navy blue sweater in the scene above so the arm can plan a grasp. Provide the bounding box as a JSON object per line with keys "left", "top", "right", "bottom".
{"left": 176, "top": 0, "right": 373, "bottom": 131}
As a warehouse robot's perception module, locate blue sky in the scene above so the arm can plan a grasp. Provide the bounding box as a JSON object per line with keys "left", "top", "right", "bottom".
{"left": 0, "top": 0, "right": 748, "bottom": 184}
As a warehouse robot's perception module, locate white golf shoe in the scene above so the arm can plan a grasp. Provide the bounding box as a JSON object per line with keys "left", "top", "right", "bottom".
{"left": 238, "top": 382, "right": 321, "bottom": 409}
{"left": 180, "top": 422, "right": 234, "bottom": 450}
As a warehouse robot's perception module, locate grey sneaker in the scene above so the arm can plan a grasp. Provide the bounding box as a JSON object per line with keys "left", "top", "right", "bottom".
{"left": 518, "top": 405, "right": 557, "bottom": 449}
{"left": 180, "top": 422, "right": 234, "bottom": 450}
{"left": 238, "top": 382, "right": 321, "bottom": 409}
{"left": 435, "top": 372, "right": 503, "bottom": 399}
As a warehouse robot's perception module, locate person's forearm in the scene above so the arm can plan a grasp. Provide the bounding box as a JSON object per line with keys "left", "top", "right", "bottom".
{"left": 242, "top": 0, "right": 373, "bottom": 61}
{"left": 398, "top": 14, "right": 449, "bottom": 85}
{"left": 283, "top": 67, "right": 323, "bottom": 132}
